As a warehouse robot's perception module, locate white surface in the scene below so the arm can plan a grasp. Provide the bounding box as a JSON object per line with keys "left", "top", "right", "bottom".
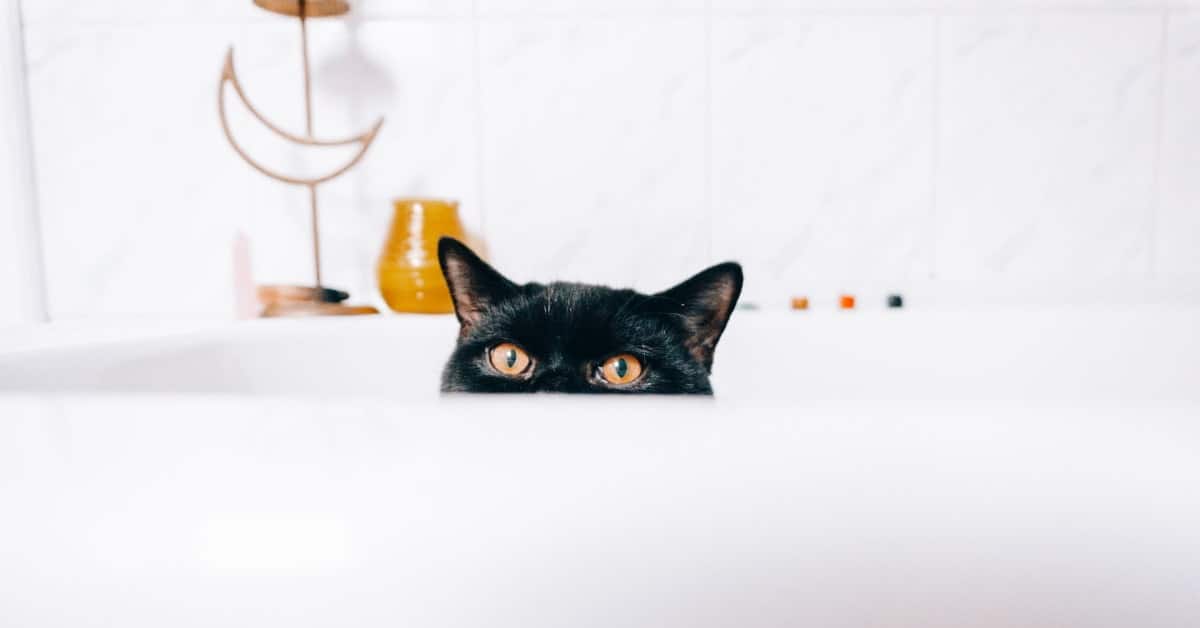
{"left": 0, "top": 309, "right": 1197, "bottom": 402}
{"left": 13, "top": 2, "right": 1200, "bottom": 319}
{"left": 1, "top": 310, "right": 1198, "bottom": 626}
{"left": 1, "top": 396, "right": 1198, "bottom": 627}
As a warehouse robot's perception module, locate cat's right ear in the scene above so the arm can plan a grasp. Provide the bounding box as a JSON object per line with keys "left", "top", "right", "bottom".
{"left": 437, "top": 237, "right": 517, "bottom": 331}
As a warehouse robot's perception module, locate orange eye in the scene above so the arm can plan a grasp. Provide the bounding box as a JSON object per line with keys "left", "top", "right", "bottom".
{"left": 599, "top": 354, "right": 643, "bottom": 386}
{"left": 489, "top": 343, "right": 531, "bottom": 376}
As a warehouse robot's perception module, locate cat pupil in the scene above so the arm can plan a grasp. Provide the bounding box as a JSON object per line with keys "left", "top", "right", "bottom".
{"left": 615, "top": 358, "right": 628, "bottom": 378}
{"left": 505, "top": 349, "right": 517, "bottom": 368}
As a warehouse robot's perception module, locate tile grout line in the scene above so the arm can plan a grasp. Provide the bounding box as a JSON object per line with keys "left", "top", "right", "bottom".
{"left": 25, "top": 5, "right": 1200, "bottom": 27}
{"left": 928, "top": 14, "right": 941, "bottom": 281}
{"left": 13, "top": 0, "right": 50, "bottom": 322}
{"left": 1147, "top": 8, "right": 1169, "bottom": 279}
{"left": 470, "top": 0, "right": 489, "bottom": 251}
{"left": 705, "top": 0, "right": 714, "bottom": 265}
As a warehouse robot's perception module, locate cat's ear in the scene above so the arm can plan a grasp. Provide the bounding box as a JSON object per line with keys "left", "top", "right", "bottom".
{"left": 654, "top": 262, "right": 743, "bottom": 372}
{"left": 437, "top": 237, "right": 518, "bottom": 331}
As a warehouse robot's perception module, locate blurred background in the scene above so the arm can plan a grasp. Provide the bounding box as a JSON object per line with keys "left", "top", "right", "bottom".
{"left": 1, "top": 0, "right": 1198, "bottom": 324}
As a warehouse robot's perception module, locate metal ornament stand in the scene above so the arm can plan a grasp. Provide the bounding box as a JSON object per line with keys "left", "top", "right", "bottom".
{"left": 218, "top": 0, "right": 383, "bottom": 317}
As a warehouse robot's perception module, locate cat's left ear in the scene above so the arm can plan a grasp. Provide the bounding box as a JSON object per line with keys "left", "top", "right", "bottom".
{"left": 654, "top": 262, "right": 743, "bottom": 372}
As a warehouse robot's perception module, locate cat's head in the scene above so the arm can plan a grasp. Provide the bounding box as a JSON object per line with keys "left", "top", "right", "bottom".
{"left": 436, "top": 238, "right": 742, "bottom": 394}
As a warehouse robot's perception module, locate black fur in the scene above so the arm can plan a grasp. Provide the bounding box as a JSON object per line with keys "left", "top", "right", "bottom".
{"left": 437, "top": 238, "right": 742, "bottom": 394}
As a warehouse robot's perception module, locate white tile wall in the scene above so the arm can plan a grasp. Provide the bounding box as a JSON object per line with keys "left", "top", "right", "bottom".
{"left": 477, "top": 16, "right": 709, "bottom": 291}
{"left": 0, "top": 0, "right": 45, "bottom": 325}
{"left": 711, "top": 16, "right": 935, "bottom": 305}
{"left": 20, "top": 0, "right": 472, "bottom": 24}
{"left": 935, "top": 14, "right": 1161, "bottom": 280}
{"left": 25, "top": 15, "right": 479, "bottom": 318}
{"left": 14, "top": 0, "right": 1200, "bottom": 319}
{"left": 1158, "top": 12, "right": 1200, "bottom": 275}
{"left": 713, "top": 0, "right": 1163, "bottom": 9}
{"left": 479, "top": 0, "right": 704, "bottom": 15}
{"left": 25, "top": 23, "right": 288, "bottom": 318}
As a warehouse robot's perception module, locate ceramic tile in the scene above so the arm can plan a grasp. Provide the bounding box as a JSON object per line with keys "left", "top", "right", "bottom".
{"left": 477, "top": 0, "right": 704, "bottom": 16}
{"left": 348, "top": 0, "right": 473, "bottom": 18}
{"left": 1, "top": 0, "right": 43, "bottom": 325}
{"left": 711, "top": 16, "right": 936, "bottom": 306}
{"left": 935, "top": 15, "right": 1160, "bottom": 280}
{"left": 711, "top": 0, "right": 1164, "bottom": 10}
{"left": 711, "top": 0, "right": 933, "bottom": 9}
{"left": 939, "top": 0, "right": 1164, "bottom": 8}
{"left": 1157, "top": 12, "right": 1200, "bottom": 275}
{"left": 25, "top": 20, "right": 476, "bottom": 318}
{"left": 19, "top": 2, "right": 1194, "bottom": 317}
{"left": 477, "top": 17, "right": 709, "bottom": 292}
{"left": 20, "top": 0, "right": 470, "bottom": 25}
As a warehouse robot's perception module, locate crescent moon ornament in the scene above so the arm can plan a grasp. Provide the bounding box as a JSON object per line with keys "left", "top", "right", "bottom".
{"left": 217, "top": 49, "right": 384, "bottom": 186}
{"left": 216, "top": 0, "right": 384, "bottom": 317}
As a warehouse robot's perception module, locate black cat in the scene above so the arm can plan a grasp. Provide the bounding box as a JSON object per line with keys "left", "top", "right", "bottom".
{"left": 437, "top": 237, "right": 742, "bottom": 394}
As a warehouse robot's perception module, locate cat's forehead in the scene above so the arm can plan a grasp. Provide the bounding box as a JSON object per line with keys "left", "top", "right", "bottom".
{"left": 525, "top": 281, "right": 641, "bottom": 323}
{"left": 473, "top": 281, "right": 657, "bottom": 355}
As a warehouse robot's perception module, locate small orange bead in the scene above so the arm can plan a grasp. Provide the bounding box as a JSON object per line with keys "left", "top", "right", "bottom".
{"left": 790, "top": 297, "right": 809, "bottom": 310}
{"left": 839, "top": 295, "right": 856, "bottom": 310}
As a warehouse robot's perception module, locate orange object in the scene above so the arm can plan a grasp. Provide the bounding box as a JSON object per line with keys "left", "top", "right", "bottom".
{"left": 790, "top": 297, "right": 809, "bottom": 310}
{"left": 839, "top": 295, "right": 856, "bottom": 309}
{"left": 377, "top": 198, "right": 467, "bottom": 314}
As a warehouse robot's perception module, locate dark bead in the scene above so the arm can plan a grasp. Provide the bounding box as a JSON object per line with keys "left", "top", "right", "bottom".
{"left": 887, "top": 294, "right": 904, "bottom": 308}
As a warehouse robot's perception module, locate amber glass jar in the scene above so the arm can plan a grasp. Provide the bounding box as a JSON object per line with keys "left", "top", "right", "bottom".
{"left": 377, "top": 198, "right": 466, "bottom": 314}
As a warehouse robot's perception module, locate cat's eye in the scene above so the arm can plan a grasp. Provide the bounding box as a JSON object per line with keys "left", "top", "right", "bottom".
{"left": 598, "top": 354, "right": 643, "bottom": 386}
{"left": 489, "top": 343, "right": 532, "bottom": 377}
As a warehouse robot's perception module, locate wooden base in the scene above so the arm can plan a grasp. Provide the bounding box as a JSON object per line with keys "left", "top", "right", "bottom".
{"left": 257, "top": 285, "right": 348, "bottom": 305}
{"left": 253, "top": 0, "right": 349, "bottom": 17}
{"left": 256, "top": 284, "right": 377, "bottom": 318}
{"left": 261, "top": 302, "right": 378, "bottom": 318}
